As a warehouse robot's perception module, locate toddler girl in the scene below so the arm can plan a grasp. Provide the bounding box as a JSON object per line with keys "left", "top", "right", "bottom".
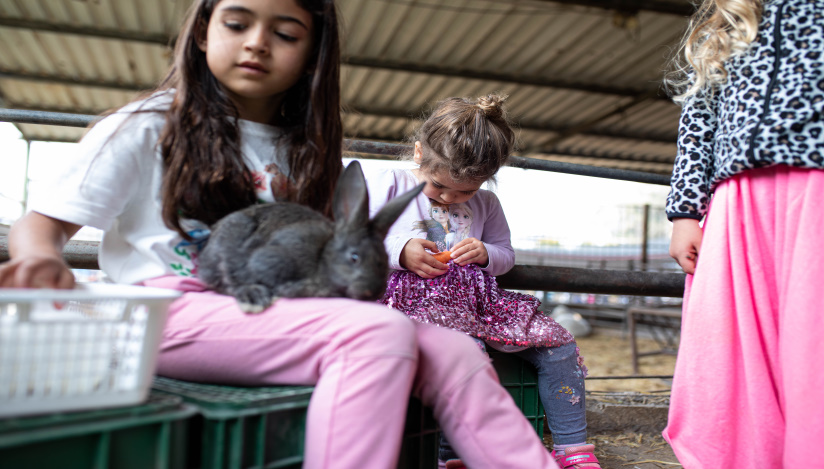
{"left": 367, "top": 94, "right": 601, "bottom": 469}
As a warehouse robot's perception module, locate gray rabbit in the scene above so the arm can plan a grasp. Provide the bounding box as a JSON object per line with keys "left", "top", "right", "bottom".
{"left": 198, "top": 160, "right": 424, "bottom": 313}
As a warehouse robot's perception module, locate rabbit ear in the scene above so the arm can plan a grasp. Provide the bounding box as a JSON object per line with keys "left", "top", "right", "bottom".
{"left": 333, "top": 160, "right": 370, "bottom": 229}
{"left": 370, "top": 182, "right": 425, "bottom": 238}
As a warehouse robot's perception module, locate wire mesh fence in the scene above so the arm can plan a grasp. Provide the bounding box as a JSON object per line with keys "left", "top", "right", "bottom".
{"left": 513, "top": 205, "right": 679, "bottom": 273}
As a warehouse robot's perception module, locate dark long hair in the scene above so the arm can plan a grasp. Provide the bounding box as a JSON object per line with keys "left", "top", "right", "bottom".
{"left": 156, "top": 0, "right": 342, "bottom": 238}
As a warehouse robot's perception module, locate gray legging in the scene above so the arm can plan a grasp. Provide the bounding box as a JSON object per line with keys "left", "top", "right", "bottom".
{"left": 439, "top": 342, "right": 587, "bottom": 461}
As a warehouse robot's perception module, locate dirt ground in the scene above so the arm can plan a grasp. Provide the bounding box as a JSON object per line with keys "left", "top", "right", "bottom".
{"left": 554, "top": 329, "right": 682, "bottom": 469}
{"left": 577, "top": 328, "right": 677, "bottom": 393}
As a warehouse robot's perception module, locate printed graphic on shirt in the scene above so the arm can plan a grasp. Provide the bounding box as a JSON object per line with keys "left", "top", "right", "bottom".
{"left": 252, "top": 171, "right": 268, "bottom": 203}
{"left": 411, "top": 200, "right": 474, "bottom": 251}
{"left": 265, "top": 163, "right": 295, "bottom": 202}
{"left": 411, "top": 200, "right": 450, "bottom": 251}
{"left": 250, "top": 164, "right": 292, "bottom": 204}
{"left": 171, "top": 227, "right": 209, "bottom": 277}
{"left": 446, "top": 203, "right": 473, "bottom": 249}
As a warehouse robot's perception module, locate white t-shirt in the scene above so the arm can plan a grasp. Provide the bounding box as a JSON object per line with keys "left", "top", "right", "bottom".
{"left": 29, "top": 91, "right": 289, "bottom": 285}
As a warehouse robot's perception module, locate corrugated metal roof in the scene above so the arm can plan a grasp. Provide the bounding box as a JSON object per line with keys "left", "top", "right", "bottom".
{"left": 0, "top": 0, "right": 692, "bottom": 174}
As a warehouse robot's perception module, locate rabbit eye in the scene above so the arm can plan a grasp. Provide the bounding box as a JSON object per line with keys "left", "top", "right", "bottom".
{"left": 349, "top": 252, "right": 360, "bottom": 263}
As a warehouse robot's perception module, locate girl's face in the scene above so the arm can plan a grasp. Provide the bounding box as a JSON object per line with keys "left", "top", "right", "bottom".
{"left": 414, "top": 142, "right": 484, "bottom": 205}
{"left": 418, "top": 169, "right": 482, "bottom": 205}
{"left": 450, "top": 207, "right": 471, "bottom": 232}
{"left": 198, "top": 0, "right": 314, "bottom": 123}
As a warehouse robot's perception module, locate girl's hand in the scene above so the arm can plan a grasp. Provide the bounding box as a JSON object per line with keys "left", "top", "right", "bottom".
{"left": 669, "top": 218, "right": 703, "bottom": 274}
{"left": 450, "top": 238, "right": 488, "bottom": 267}
{"left": 0, "top": 256, "right": 75, "bottom": 289}
{"left": 399, "top": 238, "right": 449, "bottom": 278}
{"left": 0, "top": 211, "right": 81, "bottom": 289}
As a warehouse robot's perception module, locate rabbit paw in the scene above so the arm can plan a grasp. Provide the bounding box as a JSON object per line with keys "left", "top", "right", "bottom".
{"left": 238, "top": 302, "right": 267, "bottom": 314}
{"left": 231, "top": 284, "right": 273, "bottom": 314}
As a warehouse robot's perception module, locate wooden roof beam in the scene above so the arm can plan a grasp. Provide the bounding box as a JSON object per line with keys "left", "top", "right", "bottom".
{"left": 347, "top": 104, "right": 675, "bottom": 145}
{"left": 533, "top": 0, "right": 694, "bottom": 16}
{"left": 344, "top": 57, "right": 667, "bottom": 100}
{"left": 0, "top": 18, "right": 170, "bottom": 46}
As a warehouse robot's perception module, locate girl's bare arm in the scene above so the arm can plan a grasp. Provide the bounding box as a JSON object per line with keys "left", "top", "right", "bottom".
{"left": 0, "top": 212, "right": 82, "bottom": 288}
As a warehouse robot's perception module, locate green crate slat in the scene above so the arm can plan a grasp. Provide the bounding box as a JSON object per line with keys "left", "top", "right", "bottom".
{"left": 0, "top": 392, "right": 197, "bottom": 469}
{"left": 152, "top": 378, "right": 315, "bottom": 420}
{"left": 153, "top": 377, "right": 312, "bottom": 469}
{"left": 0, "top": 393, "right": 186, "bottom": 434}
{"left": 489, "top": 350, "right": 546, "bottom": 436}
{"left": 397, "top": 398, "right": 439, "bottom": 469}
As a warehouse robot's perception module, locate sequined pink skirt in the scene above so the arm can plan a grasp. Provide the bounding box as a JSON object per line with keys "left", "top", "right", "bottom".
{"left": 379, "top": 263, "right": 574, "bottom": 349}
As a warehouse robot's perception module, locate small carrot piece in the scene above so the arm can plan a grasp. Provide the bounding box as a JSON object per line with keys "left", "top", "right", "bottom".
{"left": 432, "top": 250, "right": 452, "bottom": 263}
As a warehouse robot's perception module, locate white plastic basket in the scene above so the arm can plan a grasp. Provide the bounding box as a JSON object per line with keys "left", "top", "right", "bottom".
{"left": 0, "top": 283, "right": 181, "bottom": 418}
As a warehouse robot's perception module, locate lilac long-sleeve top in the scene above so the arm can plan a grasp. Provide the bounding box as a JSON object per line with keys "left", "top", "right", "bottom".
{"left": 365, "top": 168, "right": 516, "bottom": 277}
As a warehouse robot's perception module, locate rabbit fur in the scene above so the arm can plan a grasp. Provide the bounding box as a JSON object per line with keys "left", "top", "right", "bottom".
{"left": 198, "top": 160, "right": 424, "bottom": 313}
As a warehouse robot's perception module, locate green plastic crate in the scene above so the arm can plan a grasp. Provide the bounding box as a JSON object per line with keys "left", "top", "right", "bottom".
{"left": 488, "top": 350, "right": 546, "bottom": 437}
{"left": 153, "top": 377, "right": 313, "bottom": 469}
{"left": 402, "top": 350, "right": 546, "bottom": 467}
{"left": 0, "top": 392, "right": 197, "bottom": 469}
{"left": 153, "top": 377, "right": 441, "bottom": 469}
{"left": 151, "top": 349, "right": 544, "bottom": 469}
{"left": 397, "top": 396, "right": 439, "bottom": 469}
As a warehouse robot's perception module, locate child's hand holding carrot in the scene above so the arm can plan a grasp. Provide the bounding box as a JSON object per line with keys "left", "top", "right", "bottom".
{"left": 448, "top": 238, "right": 488, "bottom": 267}
{"left": 399, "top": 238, "right": 450, "bottom": 279}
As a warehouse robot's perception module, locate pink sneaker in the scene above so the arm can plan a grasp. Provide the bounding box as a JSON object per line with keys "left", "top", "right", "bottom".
{"left": 437, "top": 459, "right": 465, "bottom": 469}
{"left": 551, "top": 444, "right": 601, "bottom": 468}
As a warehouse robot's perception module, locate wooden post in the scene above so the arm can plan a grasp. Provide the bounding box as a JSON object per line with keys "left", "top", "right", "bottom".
{"left": 641, "top": 204, "right": 650, "bottom": 271}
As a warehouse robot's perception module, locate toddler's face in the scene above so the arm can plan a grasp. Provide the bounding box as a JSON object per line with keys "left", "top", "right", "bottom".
{"left": 418, "top": 168, "right": 483, "bottom": 206}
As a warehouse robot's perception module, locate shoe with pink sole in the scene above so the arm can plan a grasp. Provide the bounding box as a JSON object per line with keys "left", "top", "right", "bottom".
{"left": 551, "top": 444, "right": 601, "bottom": 468}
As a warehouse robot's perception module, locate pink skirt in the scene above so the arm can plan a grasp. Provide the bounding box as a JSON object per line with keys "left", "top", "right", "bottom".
{"left": 378, "top": 263, "right": 574, "bottom": 350}
{"left": 663, "top": 167, "right": 824, "bottom": 468}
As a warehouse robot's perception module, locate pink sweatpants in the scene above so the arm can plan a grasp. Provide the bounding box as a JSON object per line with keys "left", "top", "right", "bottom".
{"left": 663, "top": 167, "right": 824, "bottom": 468}
{"left": 145, "top": 276, "right": 557, "bottom": 469}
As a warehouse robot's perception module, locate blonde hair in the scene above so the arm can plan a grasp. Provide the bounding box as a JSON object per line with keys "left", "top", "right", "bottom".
{"left": 414, "top": 94, "right": 515, "bottom": 183}
{"left": 666, "top": 0, "right": 763, "bottom": 102}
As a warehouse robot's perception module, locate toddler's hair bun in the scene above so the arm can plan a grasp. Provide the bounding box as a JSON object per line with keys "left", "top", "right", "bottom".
{"left": 475, "top": 94, "right": 507, "bottom": 119}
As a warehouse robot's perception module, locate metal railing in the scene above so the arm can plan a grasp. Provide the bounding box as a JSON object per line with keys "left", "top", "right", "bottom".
{"left": 0, "top": 108, "right": 686, "bottom": 298}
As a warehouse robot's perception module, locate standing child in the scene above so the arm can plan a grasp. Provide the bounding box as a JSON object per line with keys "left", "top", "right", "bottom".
{"left": 366, "top": 95, "right": 601, "bottom": 469}
{"left": 663, "top": 0, "right": 824, "bottom": 467}
{"left": 0, "top": 1, "right": 561, "bottom": 468}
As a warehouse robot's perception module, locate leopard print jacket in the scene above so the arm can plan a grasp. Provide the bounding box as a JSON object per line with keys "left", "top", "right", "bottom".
{"left": 666, "top": 0, "right": 824, "bottom": 220}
